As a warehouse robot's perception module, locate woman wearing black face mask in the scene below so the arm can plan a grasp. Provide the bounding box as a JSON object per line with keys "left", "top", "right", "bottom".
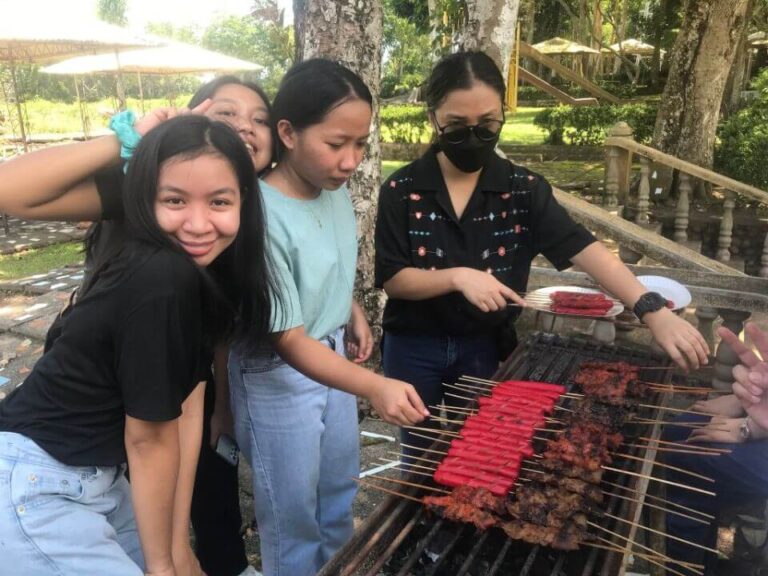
{"left": 375, "top": 51, "right": 710, "bottom": 458}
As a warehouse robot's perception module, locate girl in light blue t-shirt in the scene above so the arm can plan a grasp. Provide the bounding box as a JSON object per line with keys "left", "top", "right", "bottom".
{"left": 227, "top": 59, "right": 429, "bottom": 576}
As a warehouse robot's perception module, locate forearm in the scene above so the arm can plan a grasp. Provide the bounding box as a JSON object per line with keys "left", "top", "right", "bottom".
{"left": 172, "top": 382, "right": 205, "bottom": 555}
{"left": 383, "top": 267, "right": 463, "bottom": 300}
{"left": 274, "top": 328, "right": 382, "bottom": 396}
{"left": 571, "top": 242, "right": 647, "bottom": 307}
{"left": 125, "top": 417, "right": 180, "bottom": 574}
{"left": 0, "top": 136, "right": 119, "bottom": 221}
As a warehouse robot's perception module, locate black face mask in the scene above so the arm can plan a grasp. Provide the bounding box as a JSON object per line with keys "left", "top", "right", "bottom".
{"left": 437, "top": 131, "right": 500, "bottom": 173}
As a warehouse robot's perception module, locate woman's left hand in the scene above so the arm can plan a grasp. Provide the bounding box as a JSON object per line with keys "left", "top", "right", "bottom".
{"left": 347, "top": 302, "right": 373, "bottom": 363}
{"left": 644, "top": 308, "right": 709, "bottom": 371}
{"left": 687, "top": 416, "right": 742, "bottom": 444}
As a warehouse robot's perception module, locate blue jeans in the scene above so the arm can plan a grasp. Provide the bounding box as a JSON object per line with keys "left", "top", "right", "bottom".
{"left": 382, "top": 332, "right": 500, "bottom": 458}
{"left": 662, "top": 414, "right": 768, "bottom": 575}
{"left": 228, "top": 328, "right": 359, "bottom": 576}
{"left": 0, "top": 432, "right": 143, "bottom": 575}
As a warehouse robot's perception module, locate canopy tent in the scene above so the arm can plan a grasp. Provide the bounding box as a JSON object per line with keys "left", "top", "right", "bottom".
{"left": 604, "top": 38, "right": 665, "bottom": 57}
{"left": 0, "top": 13, "right": 161, "bottom": 150}
{"left": 531, "top": 37, "right": 600, "bottom": 55}
{"left": 41, "top": 42, "right": 263, "bottom": 75}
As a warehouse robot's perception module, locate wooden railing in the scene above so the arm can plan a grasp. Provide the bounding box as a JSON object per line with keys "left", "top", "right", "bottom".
{"left": 526, "top": 122, "right": 768, "bottom": 391}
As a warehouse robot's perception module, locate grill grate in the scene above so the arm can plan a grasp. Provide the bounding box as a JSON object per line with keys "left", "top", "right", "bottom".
{"left": 320, "top": 332, "right": 671, "bottom": 576}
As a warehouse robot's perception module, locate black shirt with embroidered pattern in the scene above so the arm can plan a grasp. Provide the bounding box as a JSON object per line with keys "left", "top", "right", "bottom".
{"left": 375, "top": 145, "right": 597, "bottom": 339}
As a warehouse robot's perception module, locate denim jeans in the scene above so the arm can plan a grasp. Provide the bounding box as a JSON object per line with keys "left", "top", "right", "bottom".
{"left": 382, "top": 331, "right": 500, "bottom": 458}
{"left": 662, "top": 414, "right": 768, "bottom": 576}
{"left": 228, "top": 327, "right": 359, "bottom": 576}
{"left": 0, "top": 432, "right": 143, "bottom": 575}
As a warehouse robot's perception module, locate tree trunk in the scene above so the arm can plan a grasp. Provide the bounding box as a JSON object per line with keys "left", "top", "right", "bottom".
{"left": 292, "top": 0, "right": 385, "bottom": 344}
{"left": 722, "top": 0, "right": 754, "bottom": 117}
{"left": 652, "top": 0, "right": 751, "bottom": 171}
{"left": 463, "top": 0, "right": 521, "bottom": 81}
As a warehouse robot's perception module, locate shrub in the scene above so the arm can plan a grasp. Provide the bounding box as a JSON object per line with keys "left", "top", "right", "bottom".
{"left": 533, "top": 102, "right": 658, "bottom": 146}
{"left": 380, "top": 104, "right": 430, "bottom": 143}
{"left": 715, "top": 70, "right": 768, "bottom": 189}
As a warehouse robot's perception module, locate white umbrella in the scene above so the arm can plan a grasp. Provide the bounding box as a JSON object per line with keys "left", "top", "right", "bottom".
{"left": 42, "top": 42, "right": 263, "bottom": 75}
{"left": 532, "top": 37, "right": 600, "bottom": 55}
{"left": 606, "top": 38, "right": 665, "bottom": 57}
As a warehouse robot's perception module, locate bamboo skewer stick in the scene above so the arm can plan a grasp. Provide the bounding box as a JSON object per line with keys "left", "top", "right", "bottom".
{"left": 586, "top": 522, "right": 701, "bottom": 576}
{"left": 366, "top": 474, "right": 448, "bottom": 494}
{"left": 607, "top": 490, "right": 709, "bottom": 525}
{"left": 354, "top": 478, "right": 423, "bottom": 503}
{"left": 603, "top": 510, "right": 720, "bottom": 555}
{"left": 639, "top": 436, "right": 731, "bottom": 454}
{"left": 409, "top": 432, "right": 452, "bottom": 445}
{"left": 444, "top": 391, "right": 476, "bottom": 403}
{"left": 592, "top": 535, "right": 704, "bottom": 576}
{"left": 613, "top": 452, "right": 715, "bottom": 483}
{"left": 601, "top": 465, "right": 716, "bottom": 496}
{"left": 622, "top": 442, "right": 722, "bottom": 456}
{"left": 587, "top": 539, "right": 700, "bottom": 576}
{"left": 403, "top": 425, "right": 461, "bottom": 437}
{"left": 600, "top": 479, "right": 714, "bottom": 520}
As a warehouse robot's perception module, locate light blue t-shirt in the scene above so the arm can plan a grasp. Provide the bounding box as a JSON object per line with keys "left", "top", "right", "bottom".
{"left": 260, "top": 179, "right": 358, "bottom": 340}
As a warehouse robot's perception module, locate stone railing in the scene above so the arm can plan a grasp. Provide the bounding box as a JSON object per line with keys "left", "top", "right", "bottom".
{"left": 529, "top": 123, "right": 768, "bottom": 390}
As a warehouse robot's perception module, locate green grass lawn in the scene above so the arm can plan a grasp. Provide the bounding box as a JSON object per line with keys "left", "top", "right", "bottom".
{"left": 0, "top": 241, "right": 84, "bottom": 281}
{"left": 500, "top": 107, "right": 547, "bottom": 145}
{"left": 8, "top": 96, "right": 193, "bottom": 135}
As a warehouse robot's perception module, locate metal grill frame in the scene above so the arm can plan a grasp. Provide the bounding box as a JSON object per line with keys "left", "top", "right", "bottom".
{"left": 319, "top": 332, "right": 671, "bottom": 576}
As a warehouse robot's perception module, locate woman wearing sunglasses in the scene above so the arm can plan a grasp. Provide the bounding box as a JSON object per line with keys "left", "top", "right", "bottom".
{"left": 375, "top": 51, "right": 710, "bottom": 457}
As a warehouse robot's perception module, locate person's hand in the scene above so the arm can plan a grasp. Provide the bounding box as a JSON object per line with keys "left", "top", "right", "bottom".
{"left": 452, "top": 267, "right": 526, "bottom": 312}
{"left": 643, "top": 307, "right": 709, "bottom": 370}
{"left": 346, "top": 304, "right": 373, "bottom": 363}
{"left": 691, "top": 394, "right": 744, "bottom": 418}
{"left": 209, "top": 407, "right": 234, "bottom": 449}
{"left": 368, "top": 378, "right": 429, "bottom": 426}
{"left": 718, "top": 323, "right": 768, "bottom": 429}
{"left": 134, "top": 99, "right": 214, "bottom": 136}
{"left": 687, "top": 416, "right": 742, "bottom": 444}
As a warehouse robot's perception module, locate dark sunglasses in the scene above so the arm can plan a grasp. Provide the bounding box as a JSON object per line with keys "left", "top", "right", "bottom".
{"left": 434, "top": 117, "right": 505, "bottom": 145}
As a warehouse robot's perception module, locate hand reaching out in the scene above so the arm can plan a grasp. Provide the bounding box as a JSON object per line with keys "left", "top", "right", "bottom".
{"left": 453, "top": 267, "right": 526, "bottom": 312}
{"left": 691, "top": 394, "right": 744, "bottom": 418}
{"left": 644, "top": 308, "right": 709, "bottom": 371}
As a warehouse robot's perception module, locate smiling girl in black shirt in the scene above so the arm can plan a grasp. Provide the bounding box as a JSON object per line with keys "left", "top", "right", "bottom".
{"left": 0, "top": 116, "right": 273, "bottom": 576}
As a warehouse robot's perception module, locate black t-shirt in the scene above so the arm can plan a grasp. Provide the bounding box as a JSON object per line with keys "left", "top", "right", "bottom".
{"left": 375, "top": 146, "right": 597, "bottom": 338}
{"left": 0, "top": 241, "right": 205, "bottom": 466}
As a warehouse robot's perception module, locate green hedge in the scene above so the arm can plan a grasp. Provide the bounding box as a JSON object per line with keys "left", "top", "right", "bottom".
{"left": 715, "top": 70, "right": 768, "bottom": 190}
{"left": 533, "top": 103, "right": 658, "bottom": 145}
{"left": 380, "top": 104, "right": 430, "bottom": 143}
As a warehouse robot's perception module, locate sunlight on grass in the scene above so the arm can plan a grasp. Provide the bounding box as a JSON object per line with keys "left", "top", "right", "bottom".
{"left": 0, "top": 242, "right": 84, "bottom": 280}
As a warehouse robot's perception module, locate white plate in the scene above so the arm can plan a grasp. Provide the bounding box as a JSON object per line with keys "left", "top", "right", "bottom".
{"left": 636, "top": 275, "right": 691, "bottom": 310}
{"left": 526, "top": 286, "right": 624, "bottom": 318}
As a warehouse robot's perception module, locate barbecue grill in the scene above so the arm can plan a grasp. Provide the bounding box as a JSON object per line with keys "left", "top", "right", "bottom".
{"left": 320, "top": 332, "right": 675, "bottom": 576}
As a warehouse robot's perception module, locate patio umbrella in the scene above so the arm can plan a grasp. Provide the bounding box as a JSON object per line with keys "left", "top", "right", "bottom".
{"left": 0, "top": 13, "right": 161, "bottom": 150}
{"left": 605, "top": 38, "right": 665, "bottom": 57}
{"left": 531, "top": 37, "right": 600, "bottom": 55}
{"left": 42, "top": 41, "right": 263, "bottom": 75}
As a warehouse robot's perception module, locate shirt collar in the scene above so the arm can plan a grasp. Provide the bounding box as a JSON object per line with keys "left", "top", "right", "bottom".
{"left": 411, "top": 144, "right": 511, "bottom": 193}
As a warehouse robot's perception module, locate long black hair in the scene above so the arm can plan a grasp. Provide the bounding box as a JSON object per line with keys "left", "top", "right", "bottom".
{"left": 90, "top": 115, "right": 275, "bottom": 349}
{"left": 424, "top": 51, "right": 506, "bottom": 110}
{"left": 271, "top": 58, "right": 373, "bottom": 159}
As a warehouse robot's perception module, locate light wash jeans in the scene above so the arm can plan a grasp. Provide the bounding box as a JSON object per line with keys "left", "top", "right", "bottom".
{"left": 229, "top": 328, "right": 359, "bottom": 576}
{"left": 0, "top": 432, "right": 144, "bottom": 576}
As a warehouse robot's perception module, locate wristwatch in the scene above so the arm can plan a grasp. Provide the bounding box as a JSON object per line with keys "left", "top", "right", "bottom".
{"left": 740, "top": 417, "right": 752, "bottom": 441}
{"left": 632, "top": 291, "right": 667, "bottom": 322}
